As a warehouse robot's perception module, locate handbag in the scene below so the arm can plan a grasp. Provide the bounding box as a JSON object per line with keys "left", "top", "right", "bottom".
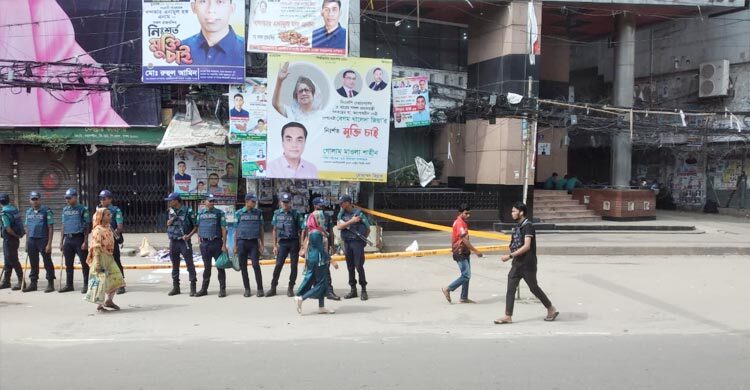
{"left": 84, "top": 271, "right": 107, "bottom": 304}
{"left": 215, "top": 252, "right": 240, "bottom": 271}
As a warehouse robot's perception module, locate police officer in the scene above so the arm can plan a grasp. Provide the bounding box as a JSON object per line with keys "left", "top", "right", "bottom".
{"left": 336, "top": 195, "right": 370, "bottom": 301}
{"left": 234, "top": 193, "right": 265, "bottom": 297}
{"left": 195, "top": 194, "right": 228, "bottom": 297}
{"left": 302, "top": 197, "right": 340, "bottom": 301}
{"left": 0, "top": 193, "right": 24, "bottom": 290}
{"left": 165, "top": 192, "right": 198, "bottom": 296}
{"left": 98, "top": 189, "right": 126, "bottom": 294}
{"left": 23, "top": 191, "right": 55, "bottom": 293}
{"left": 59, "top": 188, "right": 90, "bottom": 293}
{"left": 268, "top": 193, "right": 304, "bottom": 297}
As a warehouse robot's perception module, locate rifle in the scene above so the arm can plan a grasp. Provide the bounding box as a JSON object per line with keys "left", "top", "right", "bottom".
{"left": 345, "top": 226, "right": 374, "bottom": 246}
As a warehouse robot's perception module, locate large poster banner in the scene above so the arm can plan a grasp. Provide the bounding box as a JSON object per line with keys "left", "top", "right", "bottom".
{"left": 248, "top": 0, "right": 349, "bottom": 56}
{"left": 229, "top": 78, "right": 268, "bottom": 143}
{"left": 174, "top": 146, "right": 239, "bottom": 201}
{"left": 142, "top": 0, "right": 246, "bottom": 84}
{"left": 392, "top": 75, "right": 431, "bottom": 128}
{"left": 266, "top": 54, "right": 392, "bottom": 182}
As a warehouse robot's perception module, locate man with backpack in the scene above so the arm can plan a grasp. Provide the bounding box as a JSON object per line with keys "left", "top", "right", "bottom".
{"left": 0, "top": 193, "right": 25, "bottom": 290}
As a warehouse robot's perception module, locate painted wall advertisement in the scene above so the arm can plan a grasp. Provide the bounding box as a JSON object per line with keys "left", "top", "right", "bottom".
{"left": 392, "top": 75, "right": 430, "bottom": 128}
{"left": 142, "top": 0, "right": 246, "bottom": 84}
{"left": 265, "top": 53, "right": 392, "bottom": 182}
{"left": 229, "top": 78, "right": 268, "bottom": 143}
{"left": 247, "top": 0, "right": 349, "bottom": 56}
{"left": 173, "top": 146, "right": 239, "bottom": 201}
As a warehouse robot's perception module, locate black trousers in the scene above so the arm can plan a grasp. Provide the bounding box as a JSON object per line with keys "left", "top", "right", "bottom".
{"left": 2, "top": 237, "right": 22, "bottom": 281}
{"left": 505, "top": 265, "right": 552, "bottom": 316}
{"left": 26, "top": 237, "right": 55, "bottom": 281}
{"left": 200, "top": 238, "right": 225, "bottom": 289}
{"left": 271, "top": 238, "right": 299, "bottom": 288}
{"left": 113, "top": 240, "right": 123, "bottom": 277}
{"left": 237, "top": 238, "right": 263, "bottom": 290}
{"left": 169, "top": 239, "right": 197, "bottom": 283}
{"left": 62, "top": 234, "right": 89, "bottom": 284}
{"left": 344, "top": 240, "right": 367, "bottom": 287}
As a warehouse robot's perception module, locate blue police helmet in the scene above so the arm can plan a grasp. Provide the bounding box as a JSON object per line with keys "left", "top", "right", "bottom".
{"left": 312, "top": 197, "right": 325, "bottom": 206}
{"left": 29, "top": 191, "right": 41, "bottom": 200}
{"left": 64, "top": 188, "right": 78, "bottom": 198}
{"left": 280, "top": 193, "right": 291, "bottom": 203}
{"left": 206, "top": 193, "right": 217, "bottom": 202}
{"left": 98, "top": 189, "right": 113, "bottom": 199}
{"left": 164, "top": 192, "right": 181, "bottom": 201}
{"left": 245, "top": 193, "right": 258, "bottom": 201}
{"left": 338, "top": 194, "right": 353, "bottom": 204}
{"left": 0, "top": 193, "right": 9, "bottom": 203}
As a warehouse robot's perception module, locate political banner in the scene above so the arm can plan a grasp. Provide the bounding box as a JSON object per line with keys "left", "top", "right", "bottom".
{"left": 241, "top": 140, "right": 268, "bottom": 178}
{"left": 174, "top": 146, "right": 239, "bottom": 201}
{"left": 392, "top": 75, "right": 431, "bottom": 128}
{"left": 142, "top": 0, "right": 246, "bottom": 84}
{"left": 266, "top": 54, "right": 392, "bottom": 182}
{"left": 229, "top": 78, "right": 268, "bottom": 143}
{"left": 248, "top": 0, "right": 349, "bottom": 56}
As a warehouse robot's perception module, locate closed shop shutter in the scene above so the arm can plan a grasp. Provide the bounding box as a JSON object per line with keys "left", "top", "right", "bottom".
{"left": 0, "top": 145, "right": 14, "bottom": 198}
{"left": 16, "top": 146, "right": 78, "bottom": 227}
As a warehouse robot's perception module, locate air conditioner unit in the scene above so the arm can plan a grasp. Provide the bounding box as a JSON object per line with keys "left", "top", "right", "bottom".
{"left": 698, "top": 60, "right": 730, "bottom": 98}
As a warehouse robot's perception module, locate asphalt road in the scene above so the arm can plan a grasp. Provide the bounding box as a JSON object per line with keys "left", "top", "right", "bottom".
{"left": 2, "top": 254, "right": 749, "bottom": 389}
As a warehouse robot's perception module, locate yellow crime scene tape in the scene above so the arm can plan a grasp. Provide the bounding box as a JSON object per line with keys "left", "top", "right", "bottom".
{"left": 360, "top": 207, "right": 511, "bottom": 241}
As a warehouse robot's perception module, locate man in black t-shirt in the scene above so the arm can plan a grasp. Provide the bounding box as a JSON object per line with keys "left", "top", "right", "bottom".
{"left": 495, "top": 202, "right": 558, "bottom": 324}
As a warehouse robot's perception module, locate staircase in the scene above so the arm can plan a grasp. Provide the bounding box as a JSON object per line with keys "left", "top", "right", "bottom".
{"left": 533, "top": 190, "right": 601, "bottom": 223}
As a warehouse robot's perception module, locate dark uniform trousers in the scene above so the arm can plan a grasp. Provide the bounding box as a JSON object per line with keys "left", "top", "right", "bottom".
{"left": 169, "top": 239, "right": 197, "bottom": 283}
{"left": 2, "top": 237, "right": 22, "bottom": 281}
{"left": 26, "top": 237, "right": 55, "bottom": 281}
{"left": 271, "top": 238, "right": 300, "bottom": 288}
{"left": 63, "top": 234, "right": 89, "bottom": 283}
{"left": 200, "top": 238, "right": 225, "bottom": 288}
{"left": 237, "top": 238, "right": 263, "bottom": 290}
{"left": 113, "top": 242, "right": 123, "bottom": 277}
{"left": 344, "top": 239, "right": 367, "bottom": 287}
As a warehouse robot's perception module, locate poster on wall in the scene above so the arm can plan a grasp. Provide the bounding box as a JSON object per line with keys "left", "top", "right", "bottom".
{"left": 241, "top": 140, "right": 268, "bottom": 178}
{"left": 173, "top": 147, "right": 239, "bottom": 201}
{"left": 229, "top": 78, "right": 268, "bottom": 143}
{"left": 392, "top": 75, "right": 430, "bottom": 128}
{"left": 247, "top": 0, "right": 349, "bottom": 56}
{"left": 265, "top": 53, "right": 392, "bottom": 182}
{"left": 141, "top": 0, "right": 246, "bottom": 84}
{"left": 173, "top": 148, "right": 208, "bottom": 200}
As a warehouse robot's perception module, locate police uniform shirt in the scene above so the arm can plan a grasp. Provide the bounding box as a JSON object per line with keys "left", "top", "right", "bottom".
{"left": 26, "top": 206, "right": 54, "bottom": 238}
{"left": 235, "top": 207, "right": 264, "bottom": 240}
{"left": 197, "top": 208, "right": 227, "bottom": 239}
{"left": 337, "top": 207, "right": 370, "bottom": 241}
{"left": 104, "top": 205, "right": 124, "bottom": 230}
{"left": 272, "top": 208, "right": 304, "bottom": 240}
{"left": 62, "top": 204, "right": 90, "bottom": 234}
{"left": 1, "top": 204, "right": 21, "bottom": 238}
{"left": 167, "top": 206, "right": 196, "bottom": 240}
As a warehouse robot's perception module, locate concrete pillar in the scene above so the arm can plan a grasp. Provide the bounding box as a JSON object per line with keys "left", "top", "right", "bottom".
{"left": 611, "top": 12, "right": 635, "bottom": 188}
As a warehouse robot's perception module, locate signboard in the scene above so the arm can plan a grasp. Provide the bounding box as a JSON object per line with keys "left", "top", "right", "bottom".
{"left": 141, "top": 0, "right": 246, "bottom": 84}
{"left": 248, "top": 0, "right": 349, "bottom": 56}
{"left": 266, "top": 54, "right": 392, "bottom": 182}
{"left": 229, "top": 78, "right": 268, "bottom": 144}
{"left": 173, "top": 146, "right": 239, "bottom": 201}
{"left": 242, "top": 140, "right": 268, "bottom": 178}
{"left": 392, "top": 75, "right": 430, "bottom": 128}
{"left": 40, "top": 128, "right": 164, "bottom": 146}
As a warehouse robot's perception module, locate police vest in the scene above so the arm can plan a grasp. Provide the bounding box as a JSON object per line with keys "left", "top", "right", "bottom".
{"left": 274, "top": 210, "right": 300, "bottom": 240}
{"left": 105, "top": 205, "right": 120, "bottom": 230}
{"left": 340, "top": 209, "right": 367, "bottom": 241}
{"left": 1, "top": 206, "right": 25, "bottom": 239}
{"left": 62, "top": 205, "right": 86, "bottom": 234}
{"left": 236, "top": 208, "right": 262, "bottom": 240}
{"left": 25, "top": 206, "right": 50, "bottom": 238}
{"left": 167, "top": 206, "right": 193, "bottom": 240}
{"left": 198, "top": 209, "right": 223, "bottom": 239}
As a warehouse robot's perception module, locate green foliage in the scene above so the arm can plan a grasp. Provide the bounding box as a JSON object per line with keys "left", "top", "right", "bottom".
{"left": 388, "top": 165, "right": 420, "bottom": 187}
{"left": 19, "top": 134, "right": 69, "bottom": 154}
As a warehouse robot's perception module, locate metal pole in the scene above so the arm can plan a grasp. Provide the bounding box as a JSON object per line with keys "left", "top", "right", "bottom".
{"left": 522, "top": 76, "right": 535, "bottom": 205}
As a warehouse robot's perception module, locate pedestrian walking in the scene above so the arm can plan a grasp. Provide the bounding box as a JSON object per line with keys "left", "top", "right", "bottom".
{"left": 84, "top": 207, "right": 125, "bottom": 313}
{"left": 268, "top": 193, "right": 304, "bottom": 297}
{"left": 495, "top": 202, "right": 558, "bottom": 324}
{"left": 234, "top": 193, "right": 266, "bottom": 297}
{"left": 304, "top": 197, "right": 340, "bottom": 300}
{"left": 23, "top": 191, "right": 55, "bottom": 293}
{"left": 98, "top": 189, "right": 126, "bottom": 294}
{"left": 195, "top": 194, "right": 228, "bottom": 297}
{"left": 441, "top": 203, "right": 483, "bottom": 304}
{"left": 59, "top": 188, "right": 90, "bottom": 293}
{"left": 0, "top": 193, "right": 25, "bottom": 291}
{"left": 336, "top": 195, "right": 370, "bottom": 300}
{"left": 165, "top": 192, "right": 198, "bottom": 296}
{"left": 295, "top": 209, "right": 338, "bottom": 315}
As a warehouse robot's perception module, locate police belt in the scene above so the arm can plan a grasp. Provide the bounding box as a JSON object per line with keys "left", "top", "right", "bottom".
{"left": 200, "top": 236, "right": 221, "bottom": 242}
{"left": 64, "top": 233, "right": 84, "bottom": 238}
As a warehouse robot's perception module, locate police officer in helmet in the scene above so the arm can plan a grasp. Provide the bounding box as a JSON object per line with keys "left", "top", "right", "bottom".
{"left": 268, "top": 193, "right": 304, "bottom": 297}
{"left": 0, "top": 193, "right": 24, "bottom": 290}
{"left": 234, "top": 193, "right": 266, "bottom": 297}
{"left": 98, "top": 189, "right": 126, "bottom": 294}
{"left": 23, "top": 191, "right": 56, "bottom": 293}
{"left": 336, "top": 194, "right": 370, "bottom": 301}
{"left": 165, "top": 192, "right": 198, "bottom": 296}
{"left": 59, "top": 188, "right": 90, "bottom": 293}
{"left": 195, "top": 194, "right": 228, "bottom": 297}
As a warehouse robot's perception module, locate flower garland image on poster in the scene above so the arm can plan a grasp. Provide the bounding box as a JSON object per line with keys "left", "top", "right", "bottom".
{"left": 248, "top": 0, "right": 349, "bottom": 56}
{"left": 265, "top": 54, "right": 392, "bottom": 182}
{"left": 392, "top": 75, "right": 431, "bottom": 128}
{"left": 229, "top": 78, "right": 268, "bottom": 143}
{"left": 142, "top": 0, "right": 246, "bottom": 84}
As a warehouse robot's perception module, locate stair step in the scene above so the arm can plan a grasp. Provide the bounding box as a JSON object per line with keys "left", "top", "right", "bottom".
{"left": 534, "top": 200, "right": 582, "bottom": 207}
{"left": 538, "top": 217, "right": 602, "bottom": 223}
{"left": 536, "top": 212, "right": 599, "bottom": 219}
{"left": 535, "top": 205, "right": 589, "bottom": 213}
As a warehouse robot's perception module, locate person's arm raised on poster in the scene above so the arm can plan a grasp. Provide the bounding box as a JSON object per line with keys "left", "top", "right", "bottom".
{"left": 272, "top": 62, "right": 290, "bottom": 118}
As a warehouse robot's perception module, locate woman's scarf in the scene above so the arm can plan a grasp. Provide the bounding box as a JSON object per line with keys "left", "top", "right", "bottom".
{"left": 86, "top": 207, "right": 115, "bottom": 265}
{"left": 306, "top": 210, "right": 328, "bottom": 237}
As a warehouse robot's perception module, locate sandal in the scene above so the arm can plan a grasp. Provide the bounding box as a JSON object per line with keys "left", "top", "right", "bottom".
{"left": 493, "top": 318, "right": 512, "bottom": 324}
{"left": 104, "top": 301, "right": 121, "bottom": 311}
{"left": 97, "top": 305, "right": 109, "bottom": 313}
{"left": 544, "top": 312, "right": 559, "bottom": 322}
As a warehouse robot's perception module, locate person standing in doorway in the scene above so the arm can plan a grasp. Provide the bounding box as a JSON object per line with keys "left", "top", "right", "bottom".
{"left": 442, "top": 203, "right": 483, "bottom": 304}
{"left": 268, "top": 193, "right": 304, "bottom": 297}
{"left": 336, "top": 194, "right": 370, "bottom": 301}
{"left": 235, "top": 193, "right": 266, "bottom": 297}
{"left": 0, "top": 193, "right": 24, "bottom": 291}
{"left": 59, "top": 188, "right": 90, "bottom": 293}
{"left": 495, "top": 202, "right": 558, "bottom": 324}
{"left": 195, "top": 194, "right": 228, "bottom": 297}
{"left": 165, "top": 192, "right": 198, "bottom": 296}
{"left": 98, "top": 189, "right": 126, "bottom": 294}
{"left": 23, "top": 192, "right": 55, "bottom": 293}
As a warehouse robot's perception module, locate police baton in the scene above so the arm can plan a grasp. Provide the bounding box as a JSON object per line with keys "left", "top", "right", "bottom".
{"left": 346, "top": 227, "right": 374, "bottom": 246}
{"left": 58, "top": 253, "right": 65, "bottom": 290}
{"left": 21, "top": 253, "right": 29, "bottom": 290}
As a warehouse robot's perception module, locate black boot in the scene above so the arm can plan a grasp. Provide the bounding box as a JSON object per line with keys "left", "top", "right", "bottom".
{"left": 44, "top": 280, "right": 55, "bottom": 293}
{"left": 327, "top": 290, "right": 341, "bottom": 301}
{"left": 195, "top": 280, "right": 209, "bottom": 297}
{"left": 256, "top": 288, "right": 265, "bottom": 297}
{"left": 218, "top": 288, "right": 227, "bottom": 298}
{"left": 22, "top": 280, "right": 37, "bottom": 293}
{"left": 266, "top": 285, "right": 277, "bottom": 297}
{"left": 59, "top": 278, "right": 74, "bottom": 293}
{"left": 189, "top": 281, "right": 197, "bottom": 297}
{"left": 11, "top": 279, "right": 22, "bottom": 291}
{"left": 360, "top": 287, "right": 368, "bottom": 301}
{"left": 287, "top": 285, "right": 295, "bottom": 297}
{"left": 344, "top": 286, "right": 357, "bottom": 299}
{"left": 80, "top": 277, "right": 88, "bottom": 294}
{"left": 117, "top": 286, "right": 126, "bottom": 295}
{"left": 168, "top": 282, "right": 180, "bottom": 296}
{"left": 0, "top": 278, "right": 10, "bottom": 289}
{"left": 243, "top": 288, "right": 252, "bottom": 297}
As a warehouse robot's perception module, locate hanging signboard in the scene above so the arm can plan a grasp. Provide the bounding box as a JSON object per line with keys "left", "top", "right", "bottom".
{"left": 392, "top": 75, "right": 431, "bottom": 128}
